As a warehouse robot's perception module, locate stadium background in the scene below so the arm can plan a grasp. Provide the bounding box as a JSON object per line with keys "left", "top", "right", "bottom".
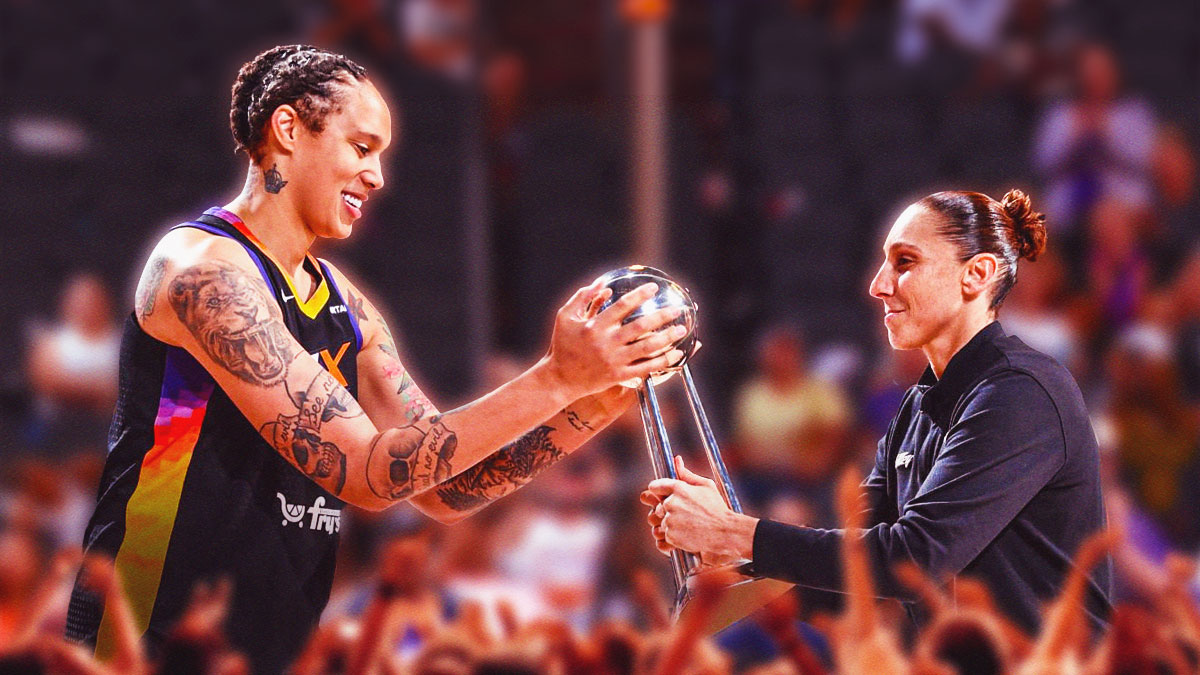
{"left": 2, "top": 0, "right": 1199, "bottom": 668}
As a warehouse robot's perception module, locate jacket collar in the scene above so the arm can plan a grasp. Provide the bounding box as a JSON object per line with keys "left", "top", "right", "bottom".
{"left": 918, "top": 321, "right": 1006, "bottom": 425}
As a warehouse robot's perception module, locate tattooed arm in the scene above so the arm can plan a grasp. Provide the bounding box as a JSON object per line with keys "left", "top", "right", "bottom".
{"left": 322, "top": 265, "right": 439, "bottom": 430}
{"left": 409, "top": 386, "right": 635, "bottom": 523}
{"left": 325, "top": 263, "right": 636, "bottom": 522}
{"left": 137, "top": 231, "right": 683, "bottom": 513}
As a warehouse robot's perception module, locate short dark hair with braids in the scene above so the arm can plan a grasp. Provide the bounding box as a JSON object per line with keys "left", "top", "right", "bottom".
{"left": 230, "top": 45, "right": 368, "bottom": 159}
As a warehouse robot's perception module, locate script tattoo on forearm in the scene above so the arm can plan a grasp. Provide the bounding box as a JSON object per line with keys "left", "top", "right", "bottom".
{"left": 168, "top": 261, "right": 298, "bottom": 386}
{"left": 136, "top": 256, "right": 168, "bottom": 320}
{"left": 565, "top": 409, "right": 594, "bottom": 432}
{"left": 434, "top": 425, "right": 565, "bottom": 512}
{"left": 261, "top": 371, "right": 364, "bottom": 494}
{"left": 366, "top": 422, "right": 459, "bottom": 501}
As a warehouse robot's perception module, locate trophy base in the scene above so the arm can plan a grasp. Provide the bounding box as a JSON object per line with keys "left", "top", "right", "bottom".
{"left": 673, "top": 562, "right": 795, "bottom": 635}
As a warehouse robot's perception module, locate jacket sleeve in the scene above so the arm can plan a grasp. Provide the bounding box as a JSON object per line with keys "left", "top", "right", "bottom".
{"left": 862, "top": 434, "right": 895, "bottom": 526}
{"left": 751, "top": 371, "right": 1066, "bottom": 596}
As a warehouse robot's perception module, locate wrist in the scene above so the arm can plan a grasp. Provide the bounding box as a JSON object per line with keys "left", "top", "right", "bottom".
{"left": 721, "top": 512, "right": 759, "bottom": 561}
{"left": 529, "top": 356, "right": 583, "bottom": 408}
{"left": 579, "top": 386, "right": 634, "bottom": 422}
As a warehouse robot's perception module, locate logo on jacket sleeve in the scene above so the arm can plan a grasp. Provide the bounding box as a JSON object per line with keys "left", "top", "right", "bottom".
{"left": 895, "top": 452, "right": 915, "bottom": 470}
{"left": 277, "top": 493, "right": 341, "bottom": 534}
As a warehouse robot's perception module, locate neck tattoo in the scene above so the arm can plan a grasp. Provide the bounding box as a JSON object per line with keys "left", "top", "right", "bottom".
{"left": 264, "top": 163, "right": 288, "bottom": 194}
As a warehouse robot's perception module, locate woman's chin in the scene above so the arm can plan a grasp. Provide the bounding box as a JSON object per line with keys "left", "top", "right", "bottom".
{"left": 886, "top": 329, "right": 919, "bottom": 351}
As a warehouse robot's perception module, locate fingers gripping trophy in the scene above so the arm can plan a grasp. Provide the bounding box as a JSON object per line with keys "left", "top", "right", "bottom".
{"left": 594, "top": 266, "right": 794, "bottom": 634}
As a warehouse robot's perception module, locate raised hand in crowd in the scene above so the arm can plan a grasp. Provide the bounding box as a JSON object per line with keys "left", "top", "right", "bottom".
{"left": 832, "top": 466, "right": 907, "bottom": 675}
{"left": 1017, "top": 527, "right": 1118, "bottom": 675}
{"left": 79, "top": 555, "right": 148, "bottom": 675}
{"left": 893, "top": 561, "right": 1011, "bottom": 675}
{"left": 754, "top": 591, "right": 827, "bottom": 675}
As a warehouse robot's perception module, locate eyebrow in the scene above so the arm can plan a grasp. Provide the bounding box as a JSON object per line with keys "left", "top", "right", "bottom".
{"left": 356, "top": 132, "right": 386, "bottom": 148}
{"left": 884, "top": 241, "right": 923, "bottom": 255}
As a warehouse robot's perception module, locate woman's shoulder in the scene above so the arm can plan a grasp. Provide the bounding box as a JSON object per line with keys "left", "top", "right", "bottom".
{"left": 981, "top": 335, "right": 1090, "bottom": 421}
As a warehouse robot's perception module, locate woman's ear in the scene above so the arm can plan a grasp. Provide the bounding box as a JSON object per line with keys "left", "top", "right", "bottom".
{"left": 264, "top": 104, "right": 302, "bottom": 155}
{"left": 962, "top": 253, "right": 999, "bottom": 302}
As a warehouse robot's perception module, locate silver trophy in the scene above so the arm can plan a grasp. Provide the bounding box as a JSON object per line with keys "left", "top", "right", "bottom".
{"left": 595, "top": 266, "right": 794, "bottom": 634}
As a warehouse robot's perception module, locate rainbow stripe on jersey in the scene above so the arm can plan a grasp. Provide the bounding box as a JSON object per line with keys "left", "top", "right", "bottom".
{"left": 96, "top": 349, "right": 213, "bottom": 659}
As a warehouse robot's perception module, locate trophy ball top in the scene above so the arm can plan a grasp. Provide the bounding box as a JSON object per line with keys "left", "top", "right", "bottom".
{"left": 594, "top": 266, "right": 698, "bottom": 373}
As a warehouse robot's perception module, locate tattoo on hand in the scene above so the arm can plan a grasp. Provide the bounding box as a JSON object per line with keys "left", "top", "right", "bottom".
{"left": 264, "top": 163, "right": 288, "bottom": 193}
{"left": 260, "top": 371, "right": 364, "bottom": 494}
{"left": 566, "top": 409, "right": 594, "bottom": 432}
{"left": 435, "top": 425, "right": 564, "bottom": 512}
{"left": 366, "top": 422, "right": 458, "bottom": 501}
{"left": 168, "top": 261, "right": 298, "bottom": 386}
{"left": 136, "top": 256, "right": 168, "bottom": 320}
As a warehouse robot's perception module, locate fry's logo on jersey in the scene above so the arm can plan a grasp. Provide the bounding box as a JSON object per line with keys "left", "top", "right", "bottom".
{"left": 277, "top": 493, "right": 341, "bottom": 534}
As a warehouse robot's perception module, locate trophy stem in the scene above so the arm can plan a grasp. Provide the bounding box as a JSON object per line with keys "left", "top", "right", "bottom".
{"left": 681, "top": 365, "right": 743, "bottom": 514}
{"left": 637, "top": 381, "right": 696, "bottom": 589}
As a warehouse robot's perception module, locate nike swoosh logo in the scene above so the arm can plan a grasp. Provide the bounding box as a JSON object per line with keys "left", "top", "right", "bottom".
{"left": 282, "top": 294, "right": 295, "bottom": 302}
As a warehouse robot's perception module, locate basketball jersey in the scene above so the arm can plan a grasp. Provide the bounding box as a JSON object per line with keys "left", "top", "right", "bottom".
{"left": 67, "top": 207, "right": 365, "bottom": 674}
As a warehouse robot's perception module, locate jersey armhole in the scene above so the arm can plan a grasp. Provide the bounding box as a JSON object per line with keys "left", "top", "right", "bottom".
{"left": 318, "top": 258, "right": 364, "bottom": 351}
{"left": 169, "top": 222, "right": 278, "bottom": 295}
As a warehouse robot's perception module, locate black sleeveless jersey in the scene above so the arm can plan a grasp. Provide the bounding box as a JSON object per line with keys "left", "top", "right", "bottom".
{"left": 67, "top": 208, "right": 366, "bottom": 674}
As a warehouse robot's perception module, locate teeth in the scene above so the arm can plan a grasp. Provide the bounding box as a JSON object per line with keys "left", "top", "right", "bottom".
{"left": 342, "top": 194, "right": 362, "bottom": 208}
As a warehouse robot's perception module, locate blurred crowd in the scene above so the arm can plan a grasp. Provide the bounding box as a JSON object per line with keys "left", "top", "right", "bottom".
{"left": 3, "top": 0, "right": 1200, "bottom": 671}
{"left": 3, "top": 464, "right": 1199, "bottom": 674}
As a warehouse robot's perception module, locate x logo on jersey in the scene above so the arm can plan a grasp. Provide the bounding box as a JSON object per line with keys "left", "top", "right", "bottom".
{"left": 318, "top": 342, "right": 352, "bottom": 387}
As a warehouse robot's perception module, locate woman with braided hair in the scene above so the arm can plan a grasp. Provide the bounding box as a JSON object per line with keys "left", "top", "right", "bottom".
{"left": 66, "top": 45, "right": 685, "bottom": 672}
{"left": 646, "top": 189, "right": 1114, "bottom": 636}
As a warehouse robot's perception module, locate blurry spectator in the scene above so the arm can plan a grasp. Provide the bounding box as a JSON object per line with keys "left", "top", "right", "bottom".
{"left": 1032, "top": 41, "right": 1157, "bottom": 244}
{"left": 22, "top": 272, "right": 119, "bottom": 458}
{"left": 897, "top": 0, "right": 1018, "bottom": 65}
{"left": 402, "top": 0, "right": 475, "bottom": 80}
{"left": 1150, "top": 124, "right": 1200, "bottom": 275}
{"left": 327, "top": 525, "right": 449, "bottom": 663}
{"left": 438, "top": 504, "right": 526, "bottom": 639}
{"left": 312, "top": 0, "right": 397, "bottom": 61}
{"left": 715, "top": 589, "right": 832, "bottom": 673}
{"left": 495, "top": 453, "right": 616, "bottom": 632}
{"left": 1153, "top": 125, "right": 1196, "bottom": 213}
{"left": 860, "top": 346, "right": 928, "bottom": 438}
{"left": 1085, "top": 196, "right": 1152, "bottom": 335}
{"left": 483, "top": 52, "right": 531, "bottom": 351}
{"left": 731, "top": 324, "right": 850, "bottom": 522}
{"left": 1103, "top": 322, "right": 1200, "bottom": 546}
{"left": 1001, "top": 250, "right": 1084, "bottom": 374}
{"left": 410, "top": 631, "right": 477, "bottom": 675}
{"left": 0, "top": 529, "right": 42, "bottom": 644}
{"left": 1172, "top": 246, "right": 1200, "bottom": 405}
{"left": 5, "top": 457, "right": 96, "bottom": 553}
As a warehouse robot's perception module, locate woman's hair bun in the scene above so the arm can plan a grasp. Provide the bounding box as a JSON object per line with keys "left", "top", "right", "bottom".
{"left": 1000, "top": 189, "right": 1047, "bottom": 261}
